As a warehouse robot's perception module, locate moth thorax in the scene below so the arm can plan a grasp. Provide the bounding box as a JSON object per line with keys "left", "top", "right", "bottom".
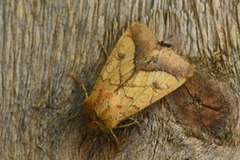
{"left": 83, "top": 87, "right": 113, "bottom": 131}
{"left": 83, "top": 103, "right": 107, "bottom": 131}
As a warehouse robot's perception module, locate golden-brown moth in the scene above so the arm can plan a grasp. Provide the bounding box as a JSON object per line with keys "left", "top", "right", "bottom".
{"left": 80, "top": 22, "right": 195, "bottom": 147}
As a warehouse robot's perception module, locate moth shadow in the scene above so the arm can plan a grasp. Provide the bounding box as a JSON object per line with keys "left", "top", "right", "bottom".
{"left": 166, "top": 70, "right": 239, "bottom": 145}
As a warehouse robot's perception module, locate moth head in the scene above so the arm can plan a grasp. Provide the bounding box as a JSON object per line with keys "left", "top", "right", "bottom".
{"left": 83, "top": 86, "right": 121, "bottom": 132}
{"left": 83, "top": 89, "right": 110, "bottom": 132}
{"left": 83, "top": 97, "right": 99, "bottom": 130}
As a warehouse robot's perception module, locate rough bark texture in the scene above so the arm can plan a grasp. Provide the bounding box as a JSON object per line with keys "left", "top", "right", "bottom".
{"left": 0, "top": 0, "right": 240, "bottom": 159}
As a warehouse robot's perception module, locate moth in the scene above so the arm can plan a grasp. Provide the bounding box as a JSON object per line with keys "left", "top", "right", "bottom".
{"left": 71, "top": 22, "right": 195, "bottom": 147}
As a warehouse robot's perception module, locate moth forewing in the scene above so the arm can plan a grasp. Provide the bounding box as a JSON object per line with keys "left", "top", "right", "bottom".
{"left": 82, "top": 21, "right": 195, "bottom": 146}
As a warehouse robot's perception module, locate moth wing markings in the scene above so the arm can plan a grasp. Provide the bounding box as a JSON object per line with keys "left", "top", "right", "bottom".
{"left": 104, "top": 61, "right": 134, "bottom": 88}
{"left": 116, "top": 86, "right": 151, "bottom": 121}
{"left": 108, "top": 35, "right": 135, "bottom": 82}
{"left": 117, "top": 37, "right": 135, "bottom": 86}
{"left": 124, "top": 85, "right": 152, "bottom": 118}
{"left": 119, "top": 67, "right": 135, "bottom": 82}
{"left": 104, "top": 53, "right": 135, "bottom": 91}
{"left": 97, "top": 71, "right": 138, "bottom": 123}
{"left": 145, "top": 71, "right": 157, "bottom": 86}
{"left": 125, "top": 72, "right": 155, "bottom": 112}
{"left": 151, "top": 71, "right": 170, "bottom": 93}
{"left": 109, "top": 68, "right": 121, "bottom": 85}
{"left": 151, "top": 71, "right": 192, "bottom": 103}
{"left": 118, "top": 73, "right": 141, "bottom": 104}
{"left": 101, "top": 86, "right": 135, "bottom": 123}
{"left": 120, "top": 56, "right": 135, "bottom": 76}
{"left": 102, "top": 33, "right": 131, "bottom": 64}
{"left": 106, "top": 69, "right": 135, "bottom": 94}
{"left": 130, "top": 71, "right": 149, "bottom": 86}
{"left": 122, "top": 73, "right": 138, "bottom": 87}
{"left": 112, "top": 72, "right": 145, "bottom": 121}
{"left": 138, "top": 71, "right": 158, "bottom": 105}
{"left": 120, "top": 71, "right": 182, "bottom": 120}
{"left": 134, "top": 71, "right": 160, "bottom": 104}
{"left": 123, "top": 71, "right": 149, "bottom": 99}
{"left": 150, "top": 72, "right": 177, "bottom": 102}
{"left": 94, "top": 33, "right": 135, "bottom": 91}
{"left": 103, "top": 56, "right": 121, "bottom": 82}
{"left": 90, "top": 32, "right": 137, "bottom": 124}
{"left": 106, "top": 46, "right": 135, "bottom": 86}
{"left": 115, "top": 71, "right": 153, "bottom": 119}
{"left": 100, "top": 55, "right": 119, "bottom": 79}
{"left": 94, "top": 62, "right": 121, "bottom": 92}
{"left": 93, "top": 55, "right": 120, "bottom": 90}
{"left": 121, "top": 71, "right": 153, "bottom": 114}
{"left": 117, "top": 56, "right": 135, "bottom": 85}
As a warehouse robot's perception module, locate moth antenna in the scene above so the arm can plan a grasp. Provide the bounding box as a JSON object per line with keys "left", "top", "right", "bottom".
{"left": 98, "top": 40, "right": 109, "bottom": 58}
{"left": 109, "top": 129, "right": 120, "bottom": 149}
{"left": 115, "top": 118, "right": 141, "bottom": 134}
{"left": 67, "top": 74, "right": 89, "bottom": 98}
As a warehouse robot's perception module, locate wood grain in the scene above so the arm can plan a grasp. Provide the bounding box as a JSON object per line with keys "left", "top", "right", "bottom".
{"left": 0, "top": 0, "right": 240, "bottom": 159}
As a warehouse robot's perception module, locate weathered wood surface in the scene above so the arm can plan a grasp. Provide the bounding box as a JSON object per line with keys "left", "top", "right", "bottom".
{"left": 0, "top": 0, "right": 240, "bottom": 159}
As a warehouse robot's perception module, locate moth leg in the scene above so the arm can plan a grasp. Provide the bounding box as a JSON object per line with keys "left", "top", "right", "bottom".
{"left": 67, "top": 74, "right": 89, "bottom": 98}
{"left": 128, "top": 118, "right": 141, "bottom": 133}
{"left": 115, "top": 118, "right": 141, "bottom": 133}
{"left": 109, "top": 129, "right": 120, "bottom": 149}
{"left": 97, "top": 40, "right": 109, "bottom": 58}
